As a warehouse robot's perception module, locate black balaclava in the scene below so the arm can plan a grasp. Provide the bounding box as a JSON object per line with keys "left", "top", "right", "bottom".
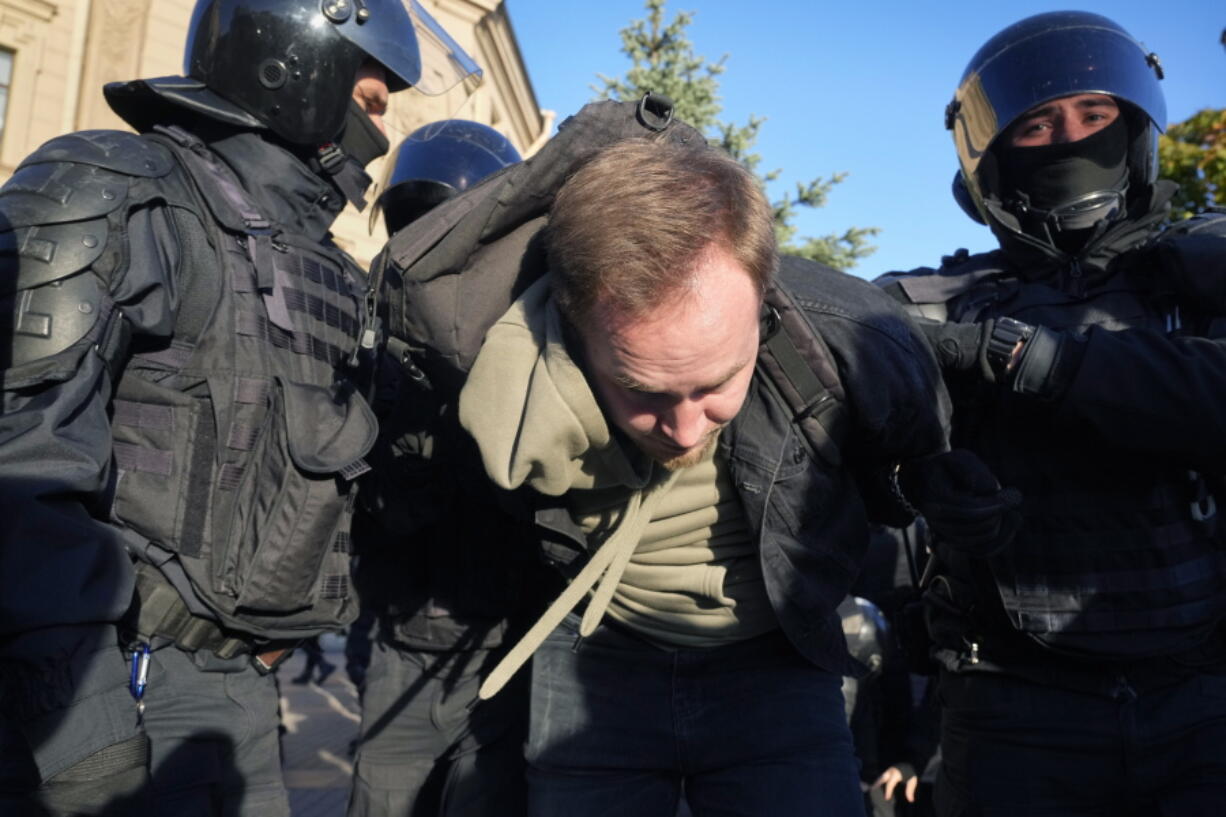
{"left": 340, "top": 98, "right": 391, "bottom": 168}
{"left": 995, "top": 115, "right": 1130, "bottom": 252}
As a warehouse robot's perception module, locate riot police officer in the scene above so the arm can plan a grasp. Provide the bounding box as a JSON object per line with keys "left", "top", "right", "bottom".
{"left": 878, "top": 12, "right": 1226, "bottom": 816}
{"left": 348, "top": 121, "right": 541, "bottom": 817}
{"left": 377, "top": 118, "right": 523, "bottom": 235}
{"left": 0, "top": 2, "right": 477, "bottom": 814}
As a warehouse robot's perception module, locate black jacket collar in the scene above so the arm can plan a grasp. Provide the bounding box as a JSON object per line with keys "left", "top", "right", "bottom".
{"left": 207, "top": 131, "right": 345, "bottom": 243}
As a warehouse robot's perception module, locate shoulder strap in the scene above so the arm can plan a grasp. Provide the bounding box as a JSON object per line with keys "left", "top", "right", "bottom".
{"left": 1148, "top": 210, "right": 1226, "bottom": 323}
{"left": 1161, "top": 208, "right": 1226, "bottom": 239}
{"left": 757, "top": 282, "right": 847, "bottom": 467}
{"left": 144, "top": 126, "right": 323, "bottom": 343}
{"left": 147, "top": 126, "right": 280, "bottom": 288}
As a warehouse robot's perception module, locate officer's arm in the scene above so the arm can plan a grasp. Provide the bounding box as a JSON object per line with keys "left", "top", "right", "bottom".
{"left": 358, "top": 351, "right": 452, "bottom": 537}
{"left": 1035, "top": 325, "right": 1226, "bottom": 466}
{"left": 0, "top": 145, "right": 180, "bottom": 656}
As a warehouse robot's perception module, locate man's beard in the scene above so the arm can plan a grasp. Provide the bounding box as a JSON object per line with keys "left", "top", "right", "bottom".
{"left": 650, "top": 427, "right": 722, "bottom": 472}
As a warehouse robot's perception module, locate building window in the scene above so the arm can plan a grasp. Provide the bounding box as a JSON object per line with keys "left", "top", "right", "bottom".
{"left": 0, "top": 49, "right": 12, "bottom": 148}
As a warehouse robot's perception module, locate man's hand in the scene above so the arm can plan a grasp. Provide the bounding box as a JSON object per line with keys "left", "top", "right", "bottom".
{"left": 872, "top": 766, "right": 919, "bottom": 803}
{"left": 897, "top": 449, "right": 1022, "bottom": 556}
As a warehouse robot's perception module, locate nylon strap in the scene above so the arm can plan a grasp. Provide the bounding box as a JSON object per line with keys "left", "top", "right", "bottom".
{"left": 128, "top": 563, "right": 249, "bottom": 659}
{"left": 758, "top": 284, "right": 847, "bottom": 466}
{"left": 112, "top": 400, "right": 173, "bottom": 431}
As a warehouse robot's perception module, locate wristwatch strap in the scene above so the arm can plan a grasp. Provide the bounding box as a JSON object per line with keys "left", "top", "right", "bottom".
{"left": 986, "top": 316, "right": 1035, "bottom": 376}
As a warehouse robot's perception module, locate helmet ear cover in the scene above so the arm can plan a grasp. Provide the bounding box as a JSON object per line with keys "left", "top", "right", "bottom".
{"left": 952, "top": 172, "right": 987, "bottom": 225}
{"left": 1119, "top": 103, "right": 1161, "bottom": 201}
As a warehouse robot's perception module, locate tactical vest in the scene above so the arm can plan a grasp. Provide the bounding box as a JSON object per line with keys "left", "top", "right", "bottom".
{"left": 883, "top": 219, "right": 1226, "bottom": 660}
{"left": 108, "top": 126, "right": 376, "bottom": 641}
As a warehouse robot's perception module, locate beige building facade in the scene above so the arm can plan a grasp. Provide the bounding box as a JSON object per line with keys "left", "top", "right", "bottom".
{"left": 0, "top": 0, "right": 552, "bottom": 264}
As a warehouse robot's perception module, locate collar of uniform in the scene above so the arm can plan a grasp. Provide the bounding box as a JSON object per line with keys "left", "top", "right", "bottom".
{"left": 206, "top": 131, "right": 346, "bottom": 242}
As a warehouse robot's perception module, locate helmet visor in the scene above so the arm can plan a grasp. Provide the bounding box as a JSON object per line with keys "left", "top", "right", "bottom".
{"left": 403, "top": 0, "right": 482, "bottom": 96}
{"left": 336, "top": 0, "right": 481, "bottom": 95}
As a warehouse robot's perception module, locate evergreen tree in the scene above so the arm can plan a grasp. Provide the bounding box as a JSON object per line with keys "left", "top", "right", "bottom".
{"left": 594, "top": 0, "right": 878, "bottom": 269}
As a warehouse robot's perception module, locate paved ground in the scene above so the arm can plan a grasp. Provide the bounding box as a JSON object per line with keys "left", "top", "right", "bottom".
{"left": 275, "top": 634, "right": 359, "bottom": 817}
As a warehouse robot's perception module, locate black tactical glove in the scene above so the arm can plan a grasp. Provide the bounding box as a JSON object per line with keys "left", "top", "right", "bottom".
{"left": 918, "top": 318, "right": 994, "bottom": 380}
{"left": 917, "top": 317, "right": 1085, "bottom": 400}
{"left": 896, "top": 449, "right": 1022, "bottom": 557}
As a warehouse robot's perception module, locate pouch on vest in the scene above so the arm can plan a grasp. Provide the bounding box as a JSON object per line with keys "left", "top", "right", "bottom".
{"left": 219, "top": 377, "right": 375, "bottom": 614}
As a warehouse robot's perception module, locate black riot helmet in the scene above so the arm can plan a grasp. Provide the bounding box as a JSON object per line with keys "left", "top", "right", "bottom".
{"left": 184, "top": 0, "right": 479, "bottom": 146}
{"left": 946, "top": 12, "right": 1166, "bottom": 240}
{"left": 377, "top": 120, "right": 521, "bottom": 235}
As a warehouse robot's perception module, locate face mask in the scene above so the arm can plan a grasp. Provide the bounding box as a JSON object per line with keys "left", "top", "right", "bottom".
{"left": 340, "top": 98, "right": 391, "bottom": 169}
{"left": 996, "top": 116, "right": 1129, "bottom": 233}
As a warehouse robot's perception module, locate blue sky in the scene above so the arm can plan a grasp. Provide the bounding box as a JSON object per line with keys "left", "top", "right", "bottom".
{"left": 505, "top": 0, "right": 1224, "bottom": 278}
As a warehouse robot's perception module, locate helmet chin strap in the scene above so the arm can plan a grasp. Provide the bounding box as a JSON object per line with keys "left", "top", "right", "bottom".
{"left": 985, "top": 186, "right": 1127, "bottom": 257}
{"left": 315, "top": 144, "right": 373, "bottom": 211}
{"left": 313, "top": 99, "right": 391, "bottom": 212}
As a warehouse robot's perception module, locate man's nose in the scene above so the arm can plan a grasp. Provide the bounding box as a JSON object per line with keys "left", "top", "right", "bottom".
{"left": 662, "top": 400, "right": 708, "bottom": 449}
{"left": 1052, "top": 117, "right": 1086, "bottom": 144}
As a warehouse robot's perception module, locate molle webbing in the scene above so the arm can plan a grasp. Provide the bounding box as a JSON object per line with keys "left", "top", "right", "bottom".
{"left": 217, "top": 377, "right": 270, "bottom": 492}
{"left": 179, "top": 401, "right": 216, "bottom": 558}
{"left": 234, "top": 311, "right": 349, "bottom": 366}
{"left": 112, "top": 401, "right": 173, "bottom": 431}
{"left": 111, "top": 442, "right": 172, "bottom": 477}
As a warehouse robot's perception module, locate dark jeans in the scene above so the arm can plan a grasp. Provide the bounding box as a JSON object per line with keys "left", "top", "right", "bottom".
{"left": 935, "top": 668, "right": 1226, "bottom": 816}
{"left": 347, "top": 637, "right": 528, "bottom": 817}
{"left": 526, "top": 613, "right": 862, "bottom": 817}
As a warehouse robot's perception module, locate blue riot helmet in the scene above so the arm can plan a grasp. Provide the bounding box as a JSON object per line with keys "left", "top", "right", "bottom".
{"left": 178, "top": 0, "right": 481, "bottom": 146}
{"left": 377, "top": 120, "right": 521, "bottom": 235}
{"left": 838, "top": 595, "right": 890, "bottom": 678}
{"left": 947, "top": 12, "right": 1165, "bottom": 242}
{"left": 837, "top": 595, "right": 891, "bottom": 722}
